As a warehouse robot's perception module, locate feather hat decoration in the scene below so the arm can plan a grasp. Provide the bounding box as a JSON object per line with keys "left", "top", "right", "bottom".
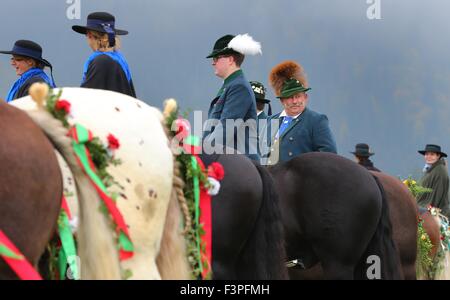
{"left": 206, "top": 34, "right": 262, "bottom": 58}
{"left": 227, "top": 34, "right": 262, "bottom": 56}
{"left": 269, "top": 60, "right": 310, "bottom": 97}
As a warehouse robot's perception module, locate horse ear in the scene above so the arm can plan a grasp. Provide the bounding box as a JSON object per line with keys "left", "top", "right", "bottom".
{"left": 29, "top": 82, "right": 49, "bottom": 109}
{"left": 163, "top": 98, "right": 178, "bottom": 119}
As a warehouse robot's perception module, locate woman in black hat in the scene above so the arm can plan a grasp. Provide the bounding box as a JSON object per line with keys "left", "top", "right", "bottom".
{"left": 72, "top": 12, "right": 136, "bottom": 98}
{"left": 0, "top": 40, "right": 55, "bottom": 102}
{"left": 351, "top": 143, "right": 380, "bottom": 172}
{"left": 416, "top": 144, "right": 450, "bottom": 217}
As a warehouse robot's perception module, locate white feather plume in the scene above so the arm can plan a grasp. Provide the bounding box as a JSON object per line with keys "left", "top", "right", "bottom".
{"left": 227, "top": 34, "right": 262, "bottom": 56}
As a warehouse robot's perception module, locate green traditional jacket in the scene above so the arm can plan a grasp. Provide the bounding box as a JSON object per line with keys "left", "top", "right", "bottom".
{"left": 417, "top": 158, "right": 450, "bottom": 217}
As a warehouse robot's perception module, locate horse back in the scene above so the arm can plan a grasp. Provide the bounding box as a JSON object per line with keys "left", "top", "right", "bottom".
{"left": 272, "top": 153, "right": 381, "bottom": 242}
{"left": 0, "top": 102, "right": 62, "bottom": 278}
{"left": 211, "top": 154, "right": 262, "bottom": 278}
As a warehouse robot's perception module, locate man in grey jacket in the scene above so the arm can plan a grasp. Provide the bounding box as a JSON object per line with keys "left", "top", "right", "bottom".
{"left": 203, "top": 34, "right": 261, "bottom": 161}
{"left": 261, "top": 60, "right": 337, "bottom": 165}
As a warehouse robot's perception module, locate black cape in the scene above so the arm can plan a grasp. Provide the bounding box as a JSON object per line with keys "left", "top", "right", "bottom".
{"left": 81, "top": 54, "right": 136, "bottom": 98}
{"left": 417, "top": 159, "right": 450, "bottom": 217}
{"left": 358, "top": 158, "right": 381, "bottom": 172}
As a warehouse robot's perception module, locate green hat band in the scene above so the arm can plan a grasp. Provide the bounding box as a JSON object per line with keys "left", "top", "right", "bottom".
{"left": 278, "top": 78, "right": 311, "bottom": 98}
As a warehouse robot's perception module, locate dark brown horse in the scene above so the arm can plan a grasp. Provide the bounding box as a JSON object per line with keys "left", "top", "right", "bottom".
{"left": 269, "top": 152, "right": 402, "bottom": 280}
{"left": 0, "top": 102, "right": 62, "bottom": 279}
{"left": 371, "top": 172, "right": 445, "bottom": 279}
{"left": 419, "top": 210, "right": 441, "bottom": 259}
{"left": 416, "top": 208, "right": 443, "bottom": 279}
{"left": 370, "top": 171, "right": 418, "bottom": 280}
{"left": 0, "top": 100, "right": 123, "bottom": 279}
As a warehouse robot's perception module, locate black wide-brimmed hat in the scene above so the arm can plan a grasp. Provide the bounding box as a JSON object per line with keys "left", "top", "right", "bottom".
{"left": 206, "top": 33, "right": 262, "bottom": 59}
{"left": 206, "top": 35, "right": 239, "bottom": 58}
{"left": 418, "top": 144, "right": 447, "bottom": 158}
{"left": 250, "top": 81, "right": 271, "bottom": 104}
{"left": 72, "top": 12, "right": 128, "bottom": 36}
{"left": 0, "top": 40, "right": 52, "bottom": 68}
{"left": 351, "top": 143, "right": 374, "bottom": 157}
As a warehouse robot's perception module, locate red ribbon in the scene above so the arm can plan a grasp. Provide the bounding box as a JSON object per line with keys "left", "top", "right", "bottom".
{"left": 0, "top": 230, "right": 42, "bottom": 280}
{"left": 61, "top": 196, "right": 72, "bottom": 220}
{"left": 194, "top": 156, "right": 213, "bottom": 279}
{"left": 68, "top": 125, "right": 133, "bottom": 260}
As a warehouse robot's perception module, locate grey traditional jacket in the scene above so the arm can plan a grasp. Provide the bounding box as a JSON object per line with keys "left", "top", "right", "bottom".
{"left": 261, "top": 107, "right": 337, "bottom": 164}
{"left": 203, "top": 70, "right": 259, "bottom": 160}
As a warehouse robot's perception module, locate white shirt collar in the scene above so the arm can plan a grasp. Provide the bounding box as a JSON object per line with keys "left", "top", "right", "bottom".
{"left": 279, "top": 110, "right": 302, "bottom": 119}
{"left": 257, "top": 111, "right": 263, "bottom": 116}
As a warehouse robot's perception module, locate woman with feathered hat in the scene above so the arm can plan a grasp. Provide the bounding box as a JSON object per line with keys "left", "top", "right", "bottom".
{"left": 203, "top": 34, "right": 262, "bottom": 161}
{"left": 263, "top": 60, "right": 337, "bottom": 164}
{"left": 0, "top": 40, "right": 55, "bottom": 102}
{"left": 72, "top": 12, "right": 136, "bottom": 98}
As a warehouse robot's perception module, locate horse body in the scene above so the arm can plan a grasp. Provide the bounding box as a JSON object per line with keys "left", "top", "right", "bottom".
{"left": 417, "top": 209, "right": 450, "bottom": 280}
{"left": 270, "top": 152, "right": 401, "bottom": 279}
{"left": 370, "top": 172, "right": 450, "bottom": 280}
{"left": 12, "top": 88, "right": 176, "bottom": 279}
{"left": 0, "top": 103, "right": 62, "bottom": 279}
{"left": 9, "top": 87, "right": 282, "bottom": 280}
{"left": 370, "top": 171, "right": 418, "bottom": 279}
{"left": 208, "top": 154, "right": 287, "bottom": 279}
{"left": 210, "top": 154, "right": 262, "bottom": 279}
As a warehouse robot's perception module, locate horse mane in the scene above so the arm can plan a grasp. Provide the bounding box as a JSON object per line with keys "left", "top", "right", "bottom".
{"left": 155, "top": 99, "right": 191, "bottom": 279}
{"left": 24, "top": 108, "right": 122, "bottom": 279}
{"left": 156, "top": 159, "right": 191, "bottom": 279}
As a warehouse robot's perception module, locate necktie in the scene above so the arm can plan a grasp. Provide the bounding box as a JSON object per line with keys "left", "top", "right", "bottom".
{"left": 277, "top": 116, "right": 293, "bottom": 138}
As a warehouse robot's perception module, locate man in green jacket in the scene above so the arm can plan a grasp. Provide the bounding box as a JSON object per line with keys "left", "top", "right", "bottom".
{"left": 417, "top": 144, "right": 450, "bottom": 217}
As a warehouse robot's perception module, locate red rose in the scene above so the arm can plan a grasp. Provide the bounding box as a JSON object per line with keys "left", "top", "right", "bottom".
{"left": 55, "top": 99, "right": 71, "bottom": 114}
{"left": 208, "top": 162, "right": 225, "bottom": 181}
{"left": 107, "top": 134, "right": 120, "bottom": 150}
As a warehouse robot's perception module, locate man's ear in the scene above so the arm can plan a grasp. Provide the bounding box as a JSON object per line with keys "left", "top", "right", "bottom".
{"left": 228, "top": 55, "right": 237, "bottom": 67}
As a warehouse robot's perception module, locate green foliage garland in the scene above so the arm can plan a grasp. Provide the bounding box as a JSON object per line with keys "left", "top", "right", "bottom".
{"left": 416, "top": 219, "right": 434, "bottom": 278}
{"left": 166, "top": 107, "right": 210, "bottom": 279}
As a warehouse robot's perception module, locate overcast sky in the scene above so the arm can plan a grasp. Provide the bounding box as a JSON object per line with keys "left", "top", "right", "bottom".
{"left": 1, "top": 0, "right": 450, "bottom": 178}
